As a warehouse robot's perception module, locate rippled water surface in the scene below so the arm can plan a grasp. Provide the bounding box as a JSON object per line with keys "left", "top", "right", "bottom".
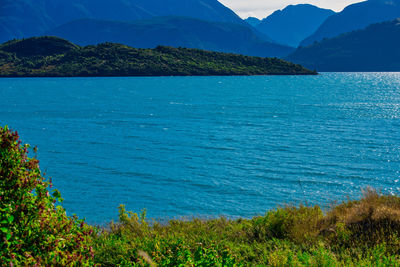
{"left": 1, "top": 73, "right": 400, "bottom": 223}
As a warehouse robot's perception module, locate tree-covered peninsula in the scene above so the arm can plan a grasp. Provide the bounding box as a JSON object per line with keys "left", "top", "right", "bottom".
{"left": 0, "top": 36, "right": 316, "bottom": 77}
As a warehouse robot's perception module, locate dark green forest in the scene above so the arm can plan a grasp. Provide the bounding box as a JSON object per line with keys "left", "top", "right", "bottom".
{"left": 0, "top": 36, "right": 316, "bottom": 77}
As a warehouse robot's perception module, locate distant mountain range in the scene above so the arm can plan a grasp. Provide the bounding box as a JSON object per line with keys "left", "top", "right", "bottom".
{"left": 300, "top": 0, "right": 400, "bottom": 46}
{"left": 288, "top": 19, "right": 400, "bottom": 71}
{"left": 1, "top": 0, "right": 400, "bottom": 70}
{"left": 47, "top": 17, "right": 294, "bottom": 58}
{"left": 255, "top": 4, "right": 334, "bottom": 47}
{"left": 0, "top": 0, "right": 284, "bottom": 56}
{"left": 0, "top": 0, "right": 245, "bottom": 42}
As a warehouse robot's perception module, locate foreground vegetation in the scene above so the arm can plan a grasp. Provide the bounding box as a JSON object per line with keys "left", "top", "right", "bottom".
{"left": 1, "top": 125, "right": 400, "bottom": 266}
{"left": 0, "top": 36, "right": 316, "bottom": 77}
{"left": 0, "top": 126, "right": 94, "bottom": 265}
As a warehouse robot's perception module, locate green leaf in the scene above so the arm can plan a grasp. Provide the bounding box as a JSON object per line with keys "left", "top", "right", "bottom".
{"left": 52, "top": 189, "right": 62, "bottom": 200}
{"left": 7, "top": 215, "right": 14, "bottom": 223}
{"left": 6, "top": 233, "right": 12, "bottom": 241}
{"left": 0, "top": 227, "right": 8, "bottom": 233}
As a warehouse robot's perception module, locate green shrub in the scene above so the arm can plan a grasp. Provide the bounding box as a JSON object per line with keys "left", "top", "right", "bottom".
{"left": 250, "top": 205, "right": 323, "bottom": 244}
{"left": 0, "top": 126, "right": 94, "bottom": 265}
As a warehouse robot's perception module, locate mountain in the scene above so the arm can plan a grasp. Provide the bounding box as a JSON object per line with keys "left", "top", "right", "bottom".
{"left": 287, "top": 19, "right": 400, "bottom": 71}
{"left": 300, "top": 0, "right": 400, "bottom": 47}
{"left": 0, "top": 36, "right": 316, "bottom": 77}
{"left": 245, "top": 17, "right": 261, "bottom": 27}
{"left": 46, "top": 17, "right": 294, "bottom": 58}
{"left": 255, "top": 4, "right": 335, "bottom": 47}
{"left": 0, "top": 0, "right": 245, "bottom": 43}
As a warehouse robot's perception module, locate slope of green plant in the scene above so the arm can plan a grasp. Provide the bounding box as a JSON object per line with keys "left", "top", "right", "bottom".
{"left": 2, "top": 125, "right": 400, "bottom": 266}
{"left": 0, "top": 126, "right": 94, "bottom": 266}
{"left": 0, "top": 36, "right": 316, "bottom": 77}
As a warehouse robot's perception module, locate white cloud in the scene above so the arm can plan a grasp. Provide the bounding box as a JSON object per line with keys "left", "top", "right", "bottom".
{"left": 218, "top": 0, "right": 364, "bottom": 19}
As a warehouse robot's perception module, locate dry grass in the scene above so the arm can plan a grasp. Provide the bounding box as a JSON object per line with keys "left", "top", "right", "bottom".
{"left": 317, "top": 188, "right": 400, "bottom": 251}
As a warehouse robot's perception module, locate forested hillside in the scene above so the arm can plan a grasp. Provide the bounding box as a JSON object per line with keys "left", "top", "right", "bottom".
{"left": 0, "top": 37, "right": 315, "bottom": 77}
{"left": 288, "top": 19, "right": 400, "bottom": 71}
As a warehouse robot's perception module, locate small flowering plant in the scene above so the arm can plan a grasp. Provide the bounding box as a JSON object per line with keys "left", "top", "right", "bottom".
{"left": 0, "top": 126, "right": 94, "bottom": 265}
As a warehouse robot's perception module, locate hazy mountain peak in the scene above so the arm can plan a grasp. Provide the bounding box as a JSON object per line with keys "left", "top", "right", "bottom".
{"left": 300, "top": 0, "right": 400, "bottom": 46}
{"left": 255, "top": 4, "right": 334, "bottom": 47}
{"left": 245, "top": 17, "right": 261, "bottom": 27}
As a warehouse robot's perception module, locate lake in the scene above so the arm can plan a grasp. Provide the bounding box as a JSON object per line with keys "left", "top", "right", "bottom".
{"left": 1, "top": 73, "right": 400, "bottom": 224}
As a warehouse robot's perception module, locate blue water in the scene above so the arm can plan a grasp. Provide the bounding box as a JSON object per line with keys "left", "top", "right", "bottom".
{"left": 1, "top": 73, "right": 400, "bottom": 223}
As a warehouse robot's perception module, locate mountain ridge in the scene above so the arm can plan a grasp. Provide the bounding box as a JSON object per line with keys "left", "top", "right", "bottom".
{"left": 0, "top": 0, "right": 247, "bottom": 42}
{"left": 46, "top": 17, "right": 294, "bottom": 58}
{"left": 255, "top": 4, "right": 335, "bottom": 47}
{"left": 300, "top": 0, "right": 400, "bottom": 46}
{"left": 288, "top": 18, "right": 400, "bottom": 71}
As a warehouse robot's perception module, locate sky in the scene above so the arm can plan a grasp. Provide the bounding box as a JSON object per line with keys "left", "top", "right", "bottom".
{"left": 219, "top": 0, "right": 363, "bottom": 19}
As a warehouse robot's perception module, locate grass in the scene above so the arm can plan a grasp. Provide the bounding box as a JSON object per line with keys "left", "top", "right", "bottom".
{"left": 91, "top": 189, "right": 400, "bottom": 266}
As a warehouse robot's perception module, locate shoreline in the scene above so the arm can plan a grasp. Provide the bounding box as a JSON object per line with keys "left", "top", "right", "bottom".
{"left": 0, "top": 73, "right": 319, "bottom": 78}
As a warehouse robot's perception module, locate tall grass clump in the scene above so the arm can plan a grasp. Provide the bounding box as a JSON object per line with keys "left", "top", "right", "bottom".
{"left": 0, "top": 126, "right": 94, "bottom": 265}
{"left": 321, "top": 188, "right": 400, "bottom": 255}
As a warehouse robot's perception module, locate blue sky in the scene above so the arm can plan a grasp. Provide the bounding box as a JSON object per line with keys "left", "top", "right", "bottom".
{"left": 219, "top": 0, "right": 363, "bottom": 18}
